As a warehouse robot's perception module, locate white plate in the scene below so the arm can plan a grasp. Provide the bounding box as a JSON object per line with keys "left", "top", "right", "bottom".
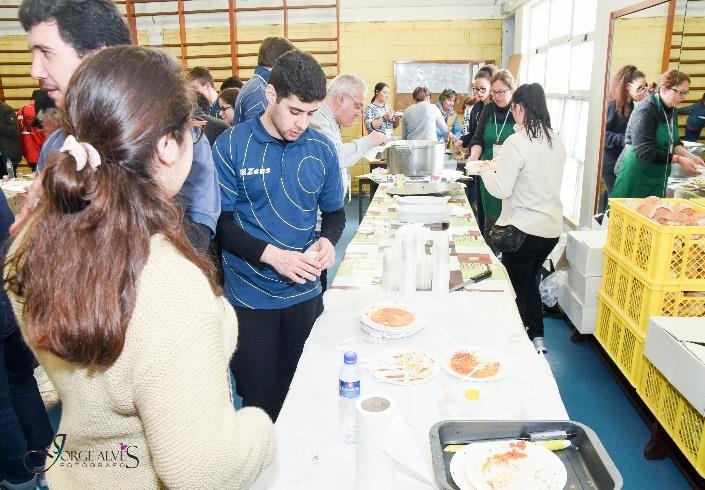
{"left": 359, "top": 301, "right": 423, "bottom": 332}
{"left": 451, "top": 440, "right": 567, "bottom": 490}
{"left": 360, "top": 321, "right": 425, "bottom": 337}
{"left": 369, "top": 348, "right": 439, "bottom": 385}
{"left": 442, "top": 346, "right": 509, "bottom": 382}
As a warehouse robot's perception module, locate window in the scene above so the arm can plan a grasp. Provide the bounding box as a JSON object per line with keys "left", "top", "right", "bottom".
{"left": 523, "top": 0, "right": 597, "bottom": 224}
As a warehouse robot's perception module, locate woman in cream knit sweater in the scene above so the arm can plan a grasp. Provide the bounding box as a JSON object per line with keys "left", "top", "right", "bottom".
{"left": 4, "top": 47, "right": 275, "bottom": 489}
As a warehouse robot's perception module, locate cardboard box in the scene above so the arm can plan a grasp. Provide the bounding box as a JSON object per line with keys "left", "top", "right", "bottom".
{"left": 566, "top": 231, "right": 607, "bottom": 277}
{"left": 566, "top": 266, "right": 602, "bottom": 307}
{"left": 558, "top": 285, "right": 598, "bottom": 334}
{"left": 644, "top": 317, "right": 705, "bottom": 416}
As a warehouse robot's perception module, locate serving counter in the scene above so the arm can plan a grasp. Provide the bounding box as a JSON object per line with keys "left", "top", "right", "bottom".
{"left": 252, "top": 185, "right": 568, "bottom": 489}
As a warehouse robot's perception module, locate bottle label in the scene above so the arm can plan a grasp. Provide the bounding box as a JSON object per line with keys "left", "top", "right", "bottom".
{"left": 339, "top": 379, "right": 360, "bottom": 399}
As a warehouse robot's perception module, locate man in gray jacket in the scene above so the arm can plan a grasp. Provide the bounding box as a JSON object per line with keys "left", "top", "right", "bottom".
{"left": 310, "top": 74, "right": 386, "bottom": 200}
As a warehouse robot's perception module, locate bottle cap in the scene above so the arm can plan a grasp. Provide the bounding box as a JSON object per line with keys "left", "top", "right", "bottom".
{"left": 344, "top": 351, "right": 357, "bottom": 364}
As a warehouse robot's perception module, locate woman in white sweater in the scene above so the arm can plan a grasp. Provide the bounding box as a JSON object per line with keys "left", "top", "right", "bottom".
{"left": 4, "top": 47, "right": 275, "bottom": 489}
{"left": 479, "top": 83, "right": 566, "bottom": 353}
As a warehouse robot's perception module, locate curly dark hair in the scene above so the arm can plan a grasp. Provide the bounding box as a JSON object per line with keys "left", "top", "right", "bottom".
{"left": 268, "top": 51, "right": 326, "bottom": 103}
{"left": 608, "top": 65, "right": 645, "bottom": 117}
{"left": 512, "top": 83, "right": 554, "bottom": 148}
{"left": 19, "top": 0, "right": 131, "bottom": 55}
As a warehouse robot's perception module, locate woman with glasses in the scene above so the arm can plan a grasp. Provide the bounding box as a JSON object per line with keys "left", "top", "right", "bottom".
{"left": 4, "top": 47, "right": 275, "bottom": 488}
{"left": 478, "top": 83, "right": 566, "bottom": 354}
{"left": 467, "top": 69, "right": 516, "bottom": 238}
{"left": 458, "top": 65, "right": 497, "bottom": 147}
{"left": 364, "top": 82, "right": 400, "bottom": 137}
{"left": 600, "top": 65, "right": 646, "bottom": 210}
{"left": 217, "top": 87, "right": 240, "bottom": 125}
{"left": 612, "top": 69, "right": 704, "bottom": 199}
{"left": 457, "top": 65, "right": 497, "bottom": 229}
{"left": 436, "top": 89, "right": 462, "bottom": 140}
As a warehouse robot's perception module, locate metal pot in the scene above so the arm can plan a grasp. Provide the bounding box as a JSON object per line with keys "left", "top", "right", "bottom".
{"left": 386, "top": 139, "right": 445, "bottom": 176}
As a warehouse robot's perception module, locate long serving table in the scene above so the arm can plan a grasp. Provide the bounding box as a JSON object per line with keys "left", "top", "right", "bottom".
{"left": 252, "top": 184, "right": 569, "bottom": 489}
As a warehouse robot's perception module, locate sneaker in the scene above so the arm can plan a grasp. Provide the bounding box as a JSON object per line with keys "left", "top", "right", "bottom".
{"left": 532, "top": 337, "right": 548, "bottom": 354}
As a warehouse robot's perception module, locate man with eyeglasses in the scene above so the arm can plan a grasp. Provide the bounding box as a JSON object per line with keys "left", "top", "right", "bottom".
{"left": 310, "top": 74, "right": 386, "bottom": 201}
{"left": 612, "top": 69, "right": 704, "bottom": 199}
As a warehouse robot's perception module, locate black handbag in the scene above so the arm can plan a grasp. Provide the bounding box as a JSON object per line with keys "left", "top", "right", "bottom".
{"left": 487, "top": 224, "right": 527, "bottom": 253}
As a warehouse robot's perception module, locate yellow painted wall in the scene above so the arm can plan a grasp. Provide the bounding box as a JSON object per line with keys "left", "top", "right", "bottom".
{"left": 1, "top": 19, "right": 501, "bottom": 186}
{"left": 611, "top": 16, "right": 668, "bottom": 84}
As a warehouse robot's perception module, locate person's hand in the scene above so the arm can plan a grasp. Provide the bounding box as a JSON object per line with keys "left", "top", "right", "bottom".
{"left": 260, "top": 244, "right": 321, "bottom": 284}
{"left": 679, "top": 156, "right": 701, "bottom": 174}
{"left": 694, "top": 155, "right": 705, "bottom": 168}
{"left": 369, "top": 131, "right": 386, "bottom": 146}
{"left": 383, "top": 112, "right": 393, "bottom": 122}
{"left": 305, "top": 237, "right": 336, "bottom": 270}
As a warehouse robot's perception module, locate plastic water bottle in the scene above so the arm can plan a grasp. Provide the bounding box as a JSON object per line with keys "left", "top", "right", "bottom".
{"left": 339, "top": 351, "right": 361, "bottom": 444}
{"left": 5, "top": 158, "right": 15, "bottom": 180}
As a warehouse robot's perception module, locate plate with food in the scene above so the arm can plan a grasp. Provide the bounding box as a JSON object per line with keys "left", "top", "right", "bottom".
{"left": 369, "top": 349, "right": 439, "bottom": 385}
{"left": 360, "top": 301, "right": 423, "bottom": 332}
{"left": 443, "top": 346, "right": 509, "bottom": 381}
{"left": 450, "top": 440, "right": 567, "bottom": 490}
{"left": 464, "top": 160, "right": 496, "bottom": 175}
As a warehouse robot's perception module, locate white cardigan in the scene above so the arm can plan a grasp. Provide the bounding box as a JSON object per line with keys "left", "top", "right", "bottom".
{"left": 480, "top": 124, "right": 566, "bottom": 238}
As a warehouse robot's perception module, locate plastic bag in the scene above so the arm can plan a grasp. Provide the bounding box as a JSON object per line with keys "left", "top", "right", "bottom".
{"left": 539, "top": 270, "right": 567, "bottom": 308}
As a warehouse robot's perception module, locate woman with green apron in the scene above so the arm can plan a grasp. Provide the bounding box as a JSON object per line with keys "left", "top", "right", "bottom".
{"left": 468, "top": 69, "right": 516, "bottom": 237}
{"left": 612, "top": 69, "right": 703, "bottom": 199}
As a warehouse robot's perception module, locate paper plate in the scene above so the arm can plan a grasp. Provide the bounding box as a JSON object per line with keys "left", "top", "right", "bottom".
{"left": 442, "top": 346, "right": 509, "bottom": 382}
{"left": 450, "top": 440, "right": 567, "bottom": 490}
{"left": 359, "top": 301, "right": 423, "bottom": 332}
{"left": 360, "top": 321, "right": 426, "bottom": 339}
{"left": 369, "top": 348, "right": 439, "bottom": 385}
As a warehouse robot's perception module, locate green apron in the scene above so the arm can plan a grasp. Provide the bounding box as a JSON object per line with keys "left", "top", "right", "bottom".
{"left": 479, "top": 108, "right": 515, "bottom": 217}
{"left": 611, "top": 94, "right": 677, "bottom": 199}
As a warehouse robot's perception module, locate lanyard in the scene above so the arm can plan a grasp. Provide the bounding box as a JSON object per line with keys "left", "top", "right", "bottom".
{"left": 658, "top": 96, "right": 675, "bottom": 156}
{"left": 494, "top": 108, "right": 510, "bottom": 144}
{"left": 657, "top": 95, "right": 674, "bottom": 196}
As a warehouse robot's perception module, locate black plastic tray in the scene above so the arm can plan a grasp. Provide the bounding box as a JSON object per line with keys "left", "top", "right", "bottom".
{"left": 429, "top": 420, "right": 623, "bottom": 489}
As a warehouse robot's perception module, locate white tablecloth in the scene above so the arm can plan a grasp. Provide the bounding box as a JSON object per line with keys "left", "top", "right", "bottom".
{"left": 252, "top": 290, "right": 568, "bottom": 489}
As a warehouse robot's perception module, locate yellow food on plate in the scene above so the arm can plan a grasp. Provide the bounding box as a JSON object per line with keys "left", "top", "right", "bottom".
{"left": 370, "top": 306, "right": 415, "bottom": 328}
{"left": 450, "top": 351, "right": 500, "bottom": 378}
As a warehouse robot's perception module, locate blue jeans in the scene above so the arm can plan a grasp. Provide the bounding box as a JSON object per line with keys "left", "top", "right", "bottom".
{"left": 0, "top": 292, "right": 53, "bottom": 485}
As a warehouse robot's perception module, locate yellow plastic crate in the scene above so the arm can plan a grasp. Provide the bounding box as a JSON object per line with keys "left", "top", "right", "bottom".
{"left": 639, "top": 359, "right": 705, "bottom": 478}
{"left": 595, "top": 293, "right": 645, "bottom": 388}
{"left": 601, "top": 249, "right": 705, "bottom": 337}
{"left": 606, "top": 198, "right": 705, "bottom": 286}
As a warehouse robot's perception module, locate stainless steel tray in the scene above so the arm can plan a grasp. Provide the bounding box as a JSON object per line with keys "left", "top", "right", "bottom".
{"left": 385, "top": 182, "right": 464, "bottom": 197}
{"left": 429, "top": 420, "right": 622, "bottom": 490}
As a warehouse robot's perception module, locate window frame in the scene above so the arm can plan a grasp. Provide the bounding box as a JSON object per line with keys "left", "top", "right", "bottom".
{"left": 523, "top": 0, "right": 597, "bottom": 225}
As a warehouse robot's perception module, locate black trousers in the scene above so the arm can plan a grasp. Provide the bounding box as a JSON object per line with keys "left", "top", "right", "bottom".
{"left": 231, "top": 294, "right": 324, "bottom": 422}
{"left": 501, "top": 234, "right": 559, "bottom": 340}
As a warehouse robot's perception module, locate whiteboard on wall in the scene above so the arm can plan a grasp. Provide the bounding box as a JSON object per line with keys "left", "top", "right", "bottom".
{"left": 393, "top": 60, "right": 493, "bottom": 111}
{"left": 395, "top": 62, "right": 472, "bottom": 93}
